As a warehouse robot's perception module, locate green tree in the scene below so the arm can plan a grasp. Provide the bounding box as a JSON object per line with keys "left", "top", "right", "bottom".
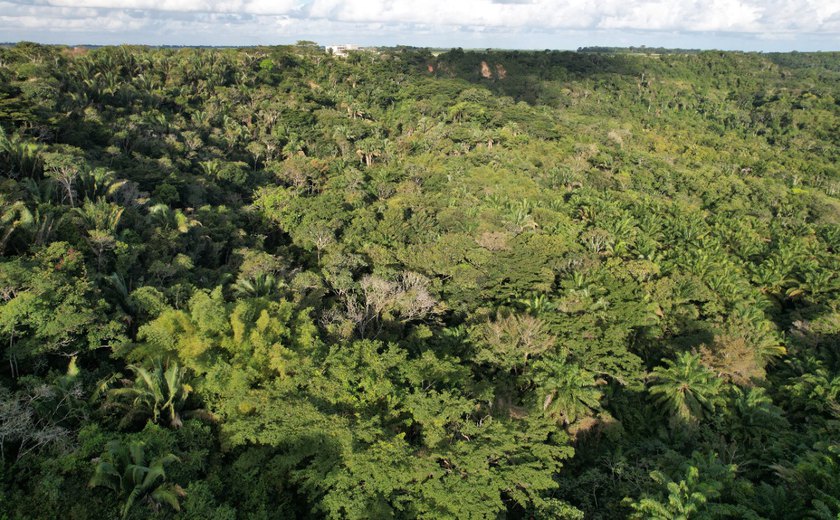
{"left": 232, "top": 272, "right": 284, "bottom": 298}
{"left": 101, "top": 359, "right": 193, "bottom": 429}
{"left": 89, "top": 440, "right": 183, "bottom": 519}
{"left": 627, "top": 465, "right": 729, "bottom": 520}
{"left": 649, "top": 352, "right": 724, "bottom": 426}
{"left": 534, "top": 359, "right": 602, "bottom": 426}
{"left": 0, "top": 198, "right": 33, "bottom": 254}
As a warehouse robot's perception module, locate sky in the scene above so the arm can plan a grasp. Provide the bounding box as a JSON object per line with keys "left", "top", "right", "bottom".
{"left": 1, "top": 0, "right": 839, "bottom": 51}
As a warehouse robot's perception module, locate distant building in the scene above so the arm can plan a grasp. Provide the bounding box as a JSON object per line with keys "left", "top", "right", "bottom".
{"left": 326, "top": 44, "right": 359, "bottom": 57}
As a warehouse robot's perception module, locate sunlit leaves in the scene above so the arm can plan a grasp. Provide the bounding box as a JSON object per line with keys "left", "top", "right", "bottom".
{"left": 649, "top": 352, "right": 725, "bottom": 426}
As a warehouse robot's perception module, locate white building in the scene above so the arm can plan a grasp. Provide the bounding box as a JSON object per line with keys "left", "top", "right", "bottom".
{"left": 326, "top": 44, "right": 359, "bottom": 57}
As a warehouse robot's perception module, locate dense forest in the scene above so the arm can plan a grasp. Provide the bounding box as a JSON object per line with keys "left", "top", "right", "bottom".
{"left": 0, "top": 42, "right": 838, "bottom": 519}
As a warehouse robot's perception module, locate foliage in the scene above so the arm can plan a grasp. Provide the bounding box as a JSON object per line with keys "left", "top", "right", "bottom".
{"left": 89, "top": 439, "right": 183, "bottom": 518}
{"left": 0, "top": 42, "right": 838, "bottom": 518}
{"left": 100, "top": 359, "right": 193, "bottom": 429}
{"left": 649, "top": 352, "right": 725, "bottom": 427}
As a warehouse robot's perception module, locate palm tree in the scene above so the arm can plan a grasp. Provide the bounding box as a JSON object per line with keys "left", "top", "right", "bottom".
{"left": 536, "top": 362, "right": 602, "bottom": 426}
{"left": 0, "top": 127, "right": 42, "bottom": 179}
{"left": 20, "top": 177, "right": 57, "bottom": 206}
{"left": 233, "top": 272, "right": 285, "bottom": 298}
{"left": 75, "top": 168, "right": 126, "bottom": 202}
{"left": 627, "top": 466, "right": 722, "bottom": 520}
{"left": 506, "top": 207, "right": 538, "bottom": 235}
{"left": 355, "top": 137, "right": 384, "bottom": 167}
{"left": 105, "top": 360, "right": 192, "bottom": 429}
{"left": 106, "top": 272, "right": 139, "bottom": 334}
{"left": 649, "top": 352, "right": 724, "bottom": 425}
{"left": 727, "top": 387, "right": 787, "bottom": 446}
{"left": 30, "top": 207, "right": 59, "bottom": 247}
{"left": 73, "top": 199, "right": 124, "bottom": 269}
{"left": 750, "top": 258, "right": 792, "bottom": 297}
{"left": 73, "top": 198, "right": 124, "bottom": 233}
{"left": 147, "top": 204, "right": 200, "bottom": 233}
{"left": 727, "top": 302, "right": 786, "bottom": 361}
{"left": 89, "top": 440, "right": 183, "bottom": 519}
{"left": 786, "top": 268, "right": 837, "bottom": 299}
{"left": 0, "top": 199, "right": 33, "bottom": 254}
{"left": 198, "top": 159, "right": 220, "bottom": 179}
{"left": 518, "top": 293, "right": 555, "bottom": 316}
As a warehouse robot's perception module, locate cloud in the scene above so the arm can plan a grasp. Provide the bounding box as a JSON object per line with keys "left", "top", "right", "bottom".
{"left": 303, "top": 0, "right": 840, "bottom": 33}
{"left": 0, "top": 0, "right": 838, "bottom": 48}
{"left": 22, "top": 0, "right": 302, "bottom": 14}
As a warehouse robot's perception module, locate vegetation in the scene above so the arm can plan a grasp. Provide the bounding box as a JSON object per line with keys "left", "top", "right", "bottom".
{"left": 0, "top": 41, "right": 838, "bottom": 518}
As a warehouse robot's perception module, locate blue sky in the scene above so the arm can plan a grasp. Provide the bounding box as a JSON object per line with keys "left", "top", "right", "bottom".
{"left": 1, "top": 0, "right": 838, "bottom": 51}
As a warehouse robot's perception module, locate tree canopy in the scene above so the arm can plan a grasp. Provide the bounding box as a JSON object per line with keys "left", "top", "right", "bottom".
{"left": 0, "top": 42, "right": 839, "bottom": 519}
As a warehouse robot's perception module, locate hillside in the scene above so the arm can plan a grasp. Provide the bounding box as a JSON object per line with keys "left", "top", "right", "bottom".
{"left": 0, "top": 42, "right": 839, "bottom": 519}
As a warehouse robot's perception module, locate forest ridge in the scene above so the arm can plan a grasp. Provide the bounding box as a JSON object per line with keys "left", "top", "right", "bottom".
{"left": 0, "top": 42, "right": 839, "bottom": 519}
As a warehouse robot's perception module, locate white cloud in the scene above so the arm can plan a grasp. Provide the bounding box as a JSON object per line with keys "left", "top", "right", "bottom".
{"left": 0, "top": 0, "right": 838, "bottom": 48}
{"left": 25, "top": 0, "right": 301, "bottom": 14}
{"left": 303, "top": 0, "right": 840, "bottom": 33}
